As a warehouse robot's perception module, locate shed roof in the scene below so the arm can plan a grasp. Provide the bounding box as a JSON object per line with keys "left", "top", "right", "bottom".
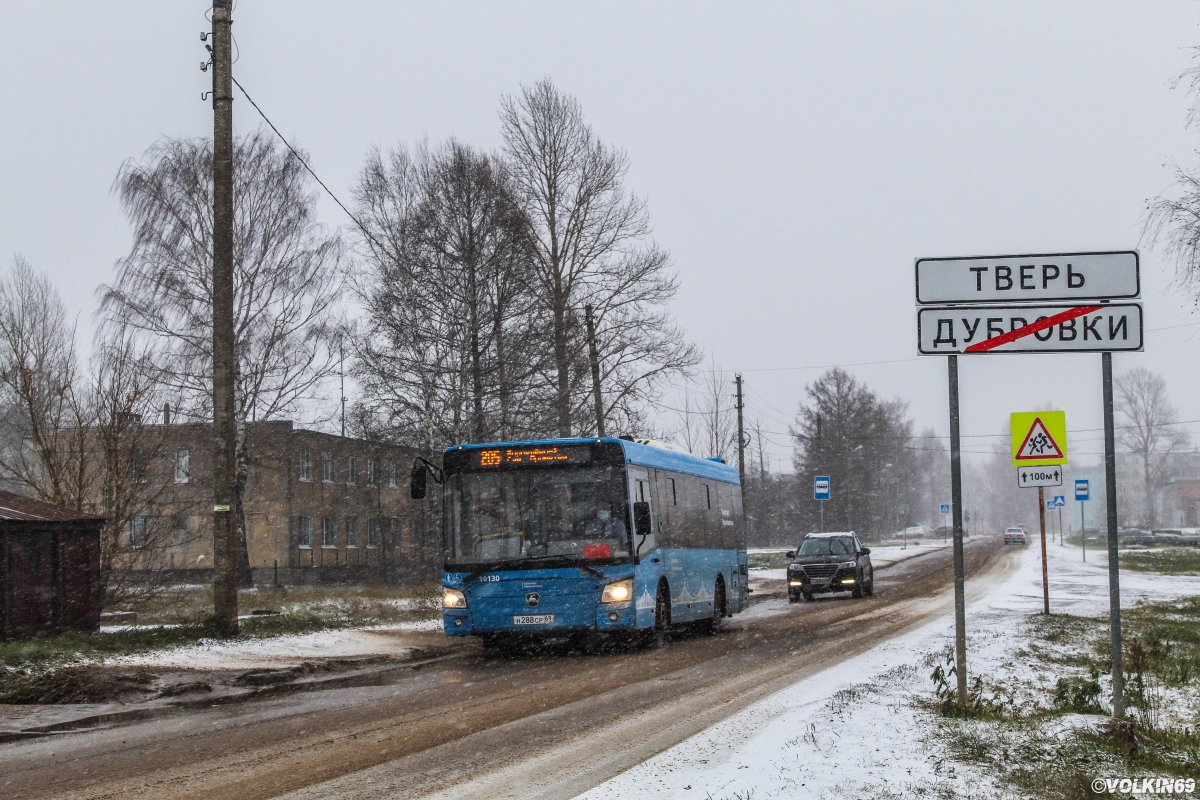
{"left": 0, "top": 491, "right": 103, "bottom": 522}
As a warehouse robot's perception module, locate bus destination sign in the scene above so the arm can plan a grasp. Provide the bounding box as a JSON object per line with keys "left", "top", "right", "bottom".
{"left": 476, "top": 445, "right": 591, "bottom": 468}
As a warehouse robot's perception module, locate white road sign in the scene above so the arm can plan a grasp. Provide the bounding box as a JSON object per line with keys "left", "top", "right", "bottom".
{"left": 1017, "top": 466, "right": 1063, "bottom": 488}
{"left": 915, "top": 251, "right": 1139, "bottom": 305}
{"left": 917, "top": 303, "right": 1142, "bottom": 355}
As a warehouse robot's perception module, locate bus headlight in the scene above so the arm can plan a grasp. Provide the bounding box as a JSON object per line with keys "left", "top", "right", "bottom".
{"left": 601, "top": 579, "right": 633, "bottom": 604}
{"left": 442, "top": 587, "right": 467, "bottom": 609}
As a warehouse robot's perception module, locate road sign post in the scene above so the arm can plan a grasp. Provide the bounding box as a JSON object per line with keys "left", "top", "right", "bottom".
{"left": 1013, "top": 411, "right": 1066, "bottom": 616}
{"left": 947, "top": 355, "right": 967, "bottom": 704}
{"left": 915, "top": 250, "right": 1140, "bottom": 712}
{"left": 1075, "top": 479, "right": 1090, "bottom": 562}
{"left": 1102, "top": 354, "right": 1125, "bottom": 718}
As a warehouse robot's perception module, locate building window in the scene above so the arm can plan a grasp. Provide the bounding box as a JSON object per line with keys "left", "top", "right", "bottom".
{"left": 322, "top": 516, "right": 338, "bottom": 548}
{"left": 346, "top": 456, "right": 358, "bottom": 486}
{"left": 297, "top": 516, "right": 313, "bottom": 548}
{"left": 299, "top": 450, "right": 313, "bottom": 482}
{"left": 130, "top": 516, "right": 149, "bottom": 548}
{"left": 367, "top": 518, "right": 381, "bottom": 549}
{"left": 346, "top": 517, "right": 359, "bottom": 548}
{"left": 388, "top": 461, "right": 397, "bottom": 488}
{"left": 366, "top": 458, "right": 378, "bottom": 487}
{"left": 322, "top": 453, "right": 335, "bottom": 483}
{"left": 174, "top": 450, "right": 190, "bottom": 484}
{"left": 172, "top": 514, "right": 189, "bottom": 546}
{"left": 134, "top": 450, "right": 149, "bottom": 484}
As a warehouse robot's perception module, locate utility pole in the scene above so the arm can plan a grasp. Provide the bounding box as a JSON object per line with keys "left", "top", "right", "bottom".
{"left": 734, "top": 374, "right": 746, "bottom": 484}
{"left": 339, "top": 337, "right": 346, "bottom": 438}
{"left": 210, "top": 0, "right": 238, "bottom": 634}
{"left": 585, "top": 305, "right": 605, "bottom": 436}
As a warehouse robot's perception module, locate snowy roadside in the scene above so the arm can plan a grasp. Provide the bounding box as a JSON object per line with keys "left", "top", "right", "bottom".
{"left": 579, "top": 541, "right": 1200, "bottom": 800}
{"left": 107, "top": 619, "right": 443, "bottom": 670}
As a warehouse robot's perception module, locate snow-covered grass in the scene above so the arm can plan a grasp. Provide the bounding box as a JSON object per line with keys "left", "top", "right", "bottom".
{"left": 579, "top": 539, "right": 1200, "bottom": 800}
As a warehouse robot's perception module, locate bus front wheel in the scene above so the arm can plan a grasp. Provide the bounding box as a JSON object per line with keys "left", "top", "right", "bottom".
{"left": 647, "top": 583, "right": 671, "bottom": 649}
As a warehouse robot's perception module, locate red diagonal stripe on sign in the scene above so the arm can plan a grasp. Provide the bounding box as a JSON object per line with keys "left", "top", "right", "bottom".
{"left": 963, "top": 305, "right": 1104, "bottom": 353}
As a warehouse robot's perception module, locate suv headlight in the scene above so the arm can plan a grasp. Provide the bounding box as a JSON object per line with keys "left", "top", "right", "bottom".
{"left": 601, "top": 579, "right": 633, "bottom": 604}
{"left": 839, "top": 561, "right": 857, "bottom": 570}
{"left": 442, "top": 587, "right": 467, "bottom": 609}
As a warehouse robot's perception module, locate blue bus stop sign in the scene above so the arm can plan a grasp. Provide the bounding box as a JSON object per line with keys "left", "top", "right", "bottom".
{"left": 1075, "top": 479, "right": 1089, "bottom": 501}
{"left": 814, "top": 476, "right": 830, "bottom": 501}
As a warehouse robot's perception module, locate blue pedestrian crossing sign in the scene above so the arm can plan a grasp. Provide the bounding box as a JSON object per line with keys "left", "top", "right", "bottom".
{"left": 814, "top": 476, "right": 830, "bottom": 501}
{"left": 1052, "top": 495, "right": 1066, "bottom": 508}
{"left": 940, "top": 503, "right": 951, "bottom": 514}
{"left": 1075, "top": 479, "right": 1089, "bottom": 501}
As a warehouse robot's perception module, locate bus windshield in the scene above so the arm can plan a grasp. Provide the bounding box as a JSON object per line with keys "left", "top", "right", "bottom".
{"left": 445, "top": 466, "right": 630, "bottom": 567}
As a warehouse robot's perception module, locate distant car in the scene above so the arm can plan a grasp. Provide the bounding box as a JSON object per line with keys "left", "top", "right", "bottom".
{"left": 1003, "top": 527, "right": 1027, "bottom": 545}
{"left": 786, "top": 532, "right": 873, "bottom": 602}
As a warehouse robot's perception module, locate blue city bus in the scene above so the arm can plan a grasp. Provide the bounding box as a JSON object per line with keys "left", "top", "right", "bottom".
{"left": 427, "top": 437, "right": 748, "bottom": 647}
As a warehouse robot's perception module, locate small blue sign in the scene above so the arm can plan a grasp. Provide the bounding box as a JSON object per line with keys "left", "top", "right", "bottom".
{"left": 1075, "top": 479, "right": 1089, "bottom": 501}
{"left": 814, "top": 476, "right": 830, "bottom": 501}
{"left": 1052, "top": 495, "right": 1066, "bottom": 508}
{"left": 940, "top": 503, "right": 951, "bottom": 515}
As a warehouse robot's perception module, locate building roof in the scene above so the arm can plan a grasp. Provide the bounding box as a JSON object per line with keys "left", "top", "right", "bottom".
{"left": 0, "top": 491, "right": 103, "bottom": 522}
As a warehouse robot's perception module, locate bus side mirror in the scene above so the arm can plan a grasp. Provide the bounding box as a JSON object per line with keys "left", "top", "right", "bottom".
{"left": 633, "top": 501, "right": 651, "bottom": 537}
{"left": 410, "top": 460, "right": 427, "bottom": 500}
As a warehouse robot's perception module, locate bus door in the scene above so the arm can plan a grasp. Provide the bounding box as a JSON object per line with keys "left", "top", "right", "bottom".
{"left": 628, "top": 467, "right": 656, "bottom": 559}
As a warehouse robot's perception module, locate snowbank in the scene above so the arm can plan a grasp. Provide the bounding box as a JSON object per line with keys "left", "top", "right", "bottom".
{"left": 578, "top": 538, "right": 1200, "bottom": 799}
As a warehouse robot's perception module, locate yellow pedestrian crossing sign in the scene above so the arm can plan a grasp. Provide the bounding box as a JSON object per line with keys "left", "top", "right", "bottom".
{"left": 1011, "top": 411, "right": 1067, "bottom": 467}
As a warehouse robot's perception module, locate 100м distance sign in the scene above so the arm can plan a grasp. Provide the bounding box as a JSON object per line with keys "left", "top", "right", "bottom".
{"left": 917, "top": 304, "right": 1143, "bottom": 355}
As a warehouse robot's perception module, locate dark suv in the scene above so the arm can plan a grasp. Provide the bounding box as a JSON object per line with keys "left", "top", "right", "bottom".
{"left": 786, "top": 532, "right": 873, "bottom": 602}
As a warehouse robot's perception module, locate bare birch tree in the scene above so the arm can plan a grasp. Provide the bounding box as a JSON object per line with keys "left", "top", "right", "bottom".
{"left": 353, "top": 140, "right": 547, "bottom": 451}
{"left": 0, "top": 256, "right": 89, "bottom": 507}
{"left": 0, "top": 257, "right": 178, "bottom": 605}
{"left": 103, "top": 130, "right": 346, "bottom": 581}
{"left": 1145, "top": 48, "right": 1200, "bottom": 290}
{"left": 1115, "top": 367, "right": 1190, "bottom": 527}
{"left": 500, "top": 79, "right": 699, "bottom": 436}
{"left": 88, "top": 322, "right": 181, "bottom": 606}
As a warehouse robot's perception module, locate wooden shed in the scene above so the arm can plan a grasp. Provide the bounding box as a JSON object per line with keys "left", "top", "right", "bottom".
{"left": 0, "top": 491, "right": 103, "bottom": 640}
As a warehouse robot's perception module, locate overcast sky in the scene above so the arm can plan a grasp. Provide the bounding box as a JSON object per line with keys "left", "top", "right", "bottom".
{"left": 3, "top": 2, "right": 1200, "bottom": 471}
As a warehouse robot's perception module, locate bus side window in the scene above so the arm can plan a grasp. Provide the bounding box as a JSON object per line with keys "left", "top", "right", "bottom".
{"left": 651, "top": 469, "right": 671, "bottom": 547}
{"left": 717, "top": 482, "right": 736, "bottom": 549}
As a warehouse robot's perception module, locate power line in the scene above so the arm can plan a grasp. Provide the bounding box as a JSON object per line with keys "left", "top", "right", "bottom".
{"left": 230, "top": 76, "right": 389, "bottom": 256}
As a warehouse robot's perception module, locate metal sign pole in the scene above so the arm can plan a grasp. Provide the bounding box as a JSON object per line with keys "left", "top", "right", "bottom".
{"left": 1102, "top": 352, "right": 1124, "bottom": 717}
{"left": 1038, "top": 487, "right": 1049, "bottom": 614}
{"left": 947, "top": 355, "right": 968, "bottom": 703}
{"left": 1080, "top": 499, "right": 1087, "bottom": 562}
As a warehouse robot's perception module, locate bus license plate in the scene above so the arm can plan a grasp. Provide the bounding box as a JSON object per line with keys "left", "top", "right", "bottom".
{"left": 513, "top": 614, "right": 554, "bottom": 625}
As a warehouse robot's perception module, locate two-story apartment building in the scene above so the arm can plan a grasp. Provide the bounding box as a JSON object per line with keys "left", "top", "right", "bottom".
{"left": 119, "top": 420, "right": 438, "bottom": 586}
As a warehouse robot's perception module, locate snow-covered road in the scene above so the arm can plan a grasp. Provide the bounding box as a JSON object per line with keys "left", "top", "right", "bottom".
{"left": 578, "top": 538, "right": 1200, "bottom": 799}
